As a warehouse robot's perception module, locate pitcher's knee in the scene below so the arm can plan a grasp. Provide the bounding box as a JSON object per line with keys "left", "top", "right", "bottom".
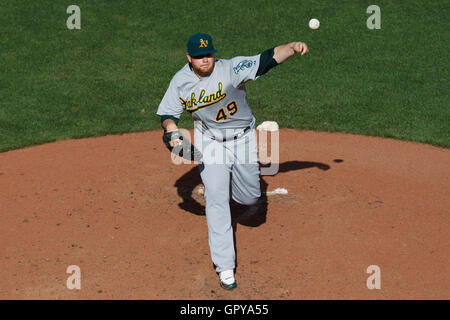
{"left": 232, "top": 194, "right": 260, "bottom": 206}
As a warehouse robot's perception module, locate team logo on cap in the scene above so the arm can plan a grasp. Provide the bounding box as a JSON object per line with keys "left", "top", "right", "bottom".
{"left": 199, "top": 39, "right": 208, "bottom": 48}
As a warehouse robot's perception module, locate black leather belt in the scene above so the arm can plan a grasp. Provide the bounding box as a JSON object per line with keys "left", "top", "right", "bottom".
{"left": 220, "top": 126, "right": 251, "bottom": 142}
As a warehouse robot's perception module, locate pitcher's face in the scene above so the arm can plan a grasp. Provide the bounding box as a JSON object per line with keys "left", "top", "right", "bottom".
{"left": 187, "top": 53, "right": 215, "bottom": 77}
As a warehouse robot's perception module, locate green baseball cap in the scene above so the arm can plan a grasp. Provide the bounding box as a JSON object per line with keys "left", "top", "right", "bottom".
{"left": 187, "top": 33, "right": 217, "bottom": 57}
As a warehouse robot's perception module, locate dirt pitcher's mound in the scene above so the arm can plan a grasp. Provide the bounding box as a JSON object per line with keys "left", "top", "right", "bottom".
{"left": 0, "top": 129, "right": 448, "bottom": 299}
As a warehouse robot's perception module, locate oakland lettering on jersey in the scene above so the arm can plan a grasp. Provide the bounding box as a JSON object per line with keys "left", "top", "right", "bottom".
{"left": 180, "top": 82, "right": 226, "bottom": 113}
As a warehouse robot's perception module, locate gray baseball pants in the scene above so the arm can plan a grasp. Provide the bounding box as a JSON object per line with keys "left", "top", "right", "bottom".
{"left": 195, "top": 126, "right": 261, "bottom": 273}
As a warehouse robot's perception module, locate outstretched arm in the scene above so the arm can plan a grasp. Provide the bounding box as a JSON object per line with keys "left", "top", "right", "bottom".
{"left": 273, "top": 42, "right": 309, "bottom": 64}
{"left": 256, "top": 42, "right": 309, "bottom": 77}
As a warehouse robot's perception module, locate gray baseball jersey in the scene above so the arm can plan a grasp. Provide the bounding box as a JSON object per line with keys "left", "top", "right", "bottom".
{"left": 157, "top": 53, "right": 266, "bottom": 274}
{"left": 156, "top": 55, "right": 261, "bottom": 138}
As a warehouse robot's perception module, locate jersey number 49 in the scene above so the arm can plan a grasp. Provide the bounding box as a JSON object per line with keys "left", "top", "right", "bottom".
{"left": 215, "top": 101, "right": 238, "bottom": 122}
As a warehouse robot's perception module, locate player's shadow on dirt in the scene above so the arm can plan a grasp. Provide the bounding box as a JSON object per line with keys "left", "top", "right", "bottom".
{"left": 174, "top": 160, "right": 331, "bottom": 227}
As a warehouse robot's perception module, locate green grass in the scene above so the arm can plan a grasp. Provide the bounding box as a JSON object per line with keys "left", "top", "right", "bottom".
{"left": 1, "top": 0, "right": 449, "bottom": 152}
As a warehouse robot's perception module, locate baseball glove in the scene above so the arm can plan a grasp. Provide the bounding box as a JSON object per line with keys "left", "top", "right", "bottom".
{"left": 162, "top": 130, "right": 202, "bottom": 161}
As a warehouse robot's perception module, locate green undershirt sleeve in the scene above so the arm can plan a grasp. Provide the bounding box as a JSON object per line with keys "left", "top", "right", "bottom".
{"left": 160, "top": 115, "right": 180, "bottom": 129}
{"left": 256, "top": 47, "right": 279, "bottom": 77}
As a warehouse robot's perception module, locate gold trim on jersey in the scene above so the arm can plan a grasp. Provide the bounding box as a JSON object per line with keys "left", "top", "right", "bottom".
{"left": 180, "top": 82, "right": 227, "bottom": 113}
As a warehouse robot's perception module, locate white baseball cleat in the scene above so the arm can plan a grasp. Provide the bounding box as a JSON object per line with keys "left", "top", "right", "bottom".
{"left": 219, "top": 270, "right": 237, "bottom": 290}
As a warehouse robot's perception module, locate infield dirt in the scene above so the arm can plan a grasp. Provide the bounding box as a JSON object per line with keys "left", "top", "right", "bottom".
{"left": 0, "top": 129, "right": 448, "bottom": 299}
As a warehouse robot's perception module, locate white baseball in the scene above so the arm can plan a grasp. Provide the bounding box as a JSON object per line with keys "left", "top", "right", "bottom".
{"left": 309, "top": 18, "right": 320, "bottom": 30}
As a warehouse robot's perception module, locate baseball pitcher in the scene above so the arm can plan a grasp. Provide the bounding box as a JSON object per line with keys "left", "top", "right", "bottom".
{"left": 157, "top": 33, "right": 308, "bottom": 290}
